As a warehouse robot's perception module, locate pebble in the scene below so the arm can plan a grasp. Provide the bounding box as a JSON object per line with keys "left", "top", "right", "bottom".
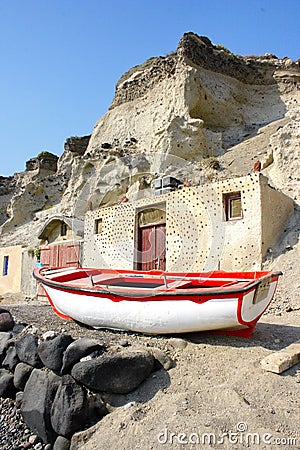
{"left": 0, "top": 397, "right": 51, "bottom": 450}
{"left": 29, "top": 434, "right": 39, "bottom": 444}
{"left": 123, "top": 402, "right": 135, "bottom": 410}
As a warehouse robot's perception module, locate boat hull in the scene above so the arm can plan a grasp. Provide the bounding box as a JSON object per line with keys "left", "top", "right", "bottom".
{"left": 37, "top": 270, "right": 280, "bottom": 336}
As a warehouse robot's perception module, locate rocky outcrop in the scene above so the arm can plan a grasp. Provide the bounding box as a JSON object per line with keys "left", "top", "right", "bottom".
{"left": 0, "top": 32, "right": 299, "bottom": 247}
{"left": 64, "top": 135, "right": 91, "bottom": 155}
{"left": 26, "top": 152, "right": 59, "bottom": 173}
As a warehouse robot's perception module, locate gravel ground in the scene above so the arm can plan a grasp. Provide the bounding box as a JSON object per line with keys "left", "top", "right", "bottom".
{"left": 1, "top": 269, "right": 299, "bottom": 450}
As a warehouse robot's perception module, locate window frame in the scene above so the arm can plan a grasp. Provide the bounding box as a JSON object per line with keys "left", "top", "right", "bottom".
{"left": 61, "top": 222, "right": 67, "bottom": 237}
{"left": 94, "top": 218, "right": 103, "bottom": 234}
{"left": 223, "top": 191, "right": 243, "bottom": 221}
{"left": 2, "top": 255, "right": 9, "bottom": 276}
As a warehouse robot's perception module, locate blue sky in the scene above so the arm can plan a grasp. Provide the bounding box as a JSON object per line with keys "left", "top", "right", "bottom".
{"left": 0, "top": 0, "right": 299, "bottom": 176}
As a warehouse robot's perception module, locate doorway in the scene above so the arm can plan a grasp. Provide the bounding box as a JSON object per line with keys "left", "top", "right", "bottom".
{"left": 136, "top": 206, "right": 166, "bottom": 271}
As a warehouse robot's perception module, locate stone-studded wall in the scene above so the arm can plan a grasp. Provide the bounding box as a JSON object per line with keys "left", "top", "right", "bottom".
{"left": 165, "top": 174, "right": 262, "bottom": 271}
{"left": 83, "top": 174, "right": 291, "bottom": 272}
{"left": 84, "top": 203, "right": 136, "bottom": 269}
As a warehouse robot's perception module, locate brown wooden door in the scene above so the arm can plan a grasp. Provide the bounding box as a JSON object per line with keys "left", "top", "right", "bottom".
{"left": 58, "top": 243, "right": 81, "bottom": 267}
{"left": 38, "top": 242, "right": 82, "bottom": 299}
{"left": 40, "top": 242, "right": 81, "bottom": 268}
{"left": 138, "top": 224, "right": 166, "bottom": 271}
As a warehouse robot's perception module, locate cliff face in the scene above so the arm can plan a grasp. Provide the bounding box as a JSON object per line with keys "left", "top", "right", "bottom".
{"left": 86, "top": 32, "right": 299, "bottom": 184}
{"left": 0, "top": 32, "right": 299, "bottom": 248}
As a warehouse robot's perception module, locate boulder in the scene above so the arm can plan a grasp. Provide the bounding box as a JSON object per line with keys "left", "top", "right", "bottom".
{"left": 14, "top": 362, "right": 34, "bottom": 391}
{"left": 0, "top": 308, "right": 14, "bottom": 331}
{"left": 50, "top": 375, "right": 90, "bottom": 438}
{"left": 38, "top": 334, "right": 73, "bottom": 373}
{"left": 21, "top": 368, "right": 61, "bottom": 444}
{"left": 2, "top": 345, "right": 20, "bottom": 371}
{"left": 0, "top": 368, "right": 15, "bottom": 398}
{"left": 15, "top": 333, "right": 43, "bottom": 368}
{"left": 53, "top": 436, "right": 70, "bottom": 450}
{"left": 61, "top": 337, "right": 105, "bottom": 374}
{"left": 0, "top": 331, "right": 12, "bottom": 362}
{"left": 71, "top": 349, "right": 154, "bottom": 394}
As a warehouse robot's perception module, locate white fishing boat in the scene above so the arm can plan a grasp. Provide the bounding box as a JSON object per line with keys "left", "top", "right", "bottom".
{"left": 34, "top": 266, "right": 281, "bottom": 336}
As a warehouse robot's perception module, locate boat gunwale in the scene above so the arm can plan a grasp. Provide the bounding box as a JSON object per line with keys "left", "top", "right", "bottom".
{"left": 33, "top": 268, "right": 282, "bottom": 299}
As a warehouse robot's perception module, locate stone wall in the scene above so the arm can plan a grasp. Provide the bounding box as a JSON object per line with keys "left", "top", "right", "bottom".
{"left": 21, "top": 250, "right": 37, "bottom": 297}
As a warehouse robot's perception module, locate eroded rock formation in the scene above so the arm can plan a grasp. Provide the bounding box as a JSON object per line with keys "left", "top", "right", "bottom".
{"left": 0, "top": 32, "right": 299, "bottom": 248}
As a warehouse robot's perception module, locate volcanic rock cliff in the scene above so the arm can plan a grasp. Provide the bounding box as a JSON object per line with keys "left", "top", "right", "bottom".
{"left": 0, "top": 32, "right": 299, "bottom": 248}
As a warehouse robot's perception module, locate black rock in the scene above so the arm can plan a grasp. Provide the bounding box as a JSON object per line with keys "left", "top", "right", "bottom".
{"left": 0, "top": 331, "right": 13, "bottom": 362}
{"left": 53, "top": 436, "right": 71, "bottom": 450}
{"left": 71, "top": 349, "right": 154, "bottom": 394}
{"left": 0, "top": 308, "right": 14, "bottom": 331}
{"left": 15, "top": 333, "right": 43, "bottom": 368}
{"left": 38, "top": 334, "right": 73, "bottom": 373}
{"left": 14, "top": 362, "right": 34, "bottom": 391}
{"left": 0, "top": 368, "right": 15, "bottom": 398}
{"left": 50, "top": 375, "right": 90, "bottom": 438}
{"left": 2, "top": 345, "right": 20, "bottom": 371}
{"left": 21, "top": 368, "right": 61, "bottom": 444}
{"left": 61, "top": 337, "right": 105, "bottom": 375}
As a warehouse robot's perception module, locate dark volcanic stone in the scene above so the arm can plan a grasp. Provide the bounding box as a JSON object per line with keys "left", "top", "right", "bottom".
{"left": 0, "top": 369, "right": 15, "bottom": 398}
{"left": 71, "top": 349, "right": 154, "bottom": 394}
{"left": 21, "top": 368, "right": 60, "bottom": 444}
{"left": 61, "top": 337, "right": 105, "bottom": 374}
{"left": 13, "top": 362, "right": 34, "bottom": 391}
{"left": 50, "top": 375, "right": 90, "bottom": 438}
{"left": 15, "top": 333, "right": 43, "bottom": 368}
{"left": 2, "top": 345, "right": 20, "bottom": 371}
{"left": 0, "top": 331, "right": 13, "bottom": 363}
{"left": 38, "top": 334, "right": 73, "bottom": 373}
{"left": 0, "top": 308, "right": 15, "bottom": 331}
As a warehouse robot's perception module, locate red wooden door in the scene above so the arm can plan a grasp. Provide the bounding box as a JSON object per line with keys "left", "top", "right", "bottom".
{"left": 40, "top": 243, "right": 81, "bottom": 268}
{"left": 38, "top": 242, "right": 82, "bottom": 299}
{"left": 58, "top": 243, "right": 81, "bottom": 267}
{"left": 138, "top": 224, "right": 166, "bottom": 271}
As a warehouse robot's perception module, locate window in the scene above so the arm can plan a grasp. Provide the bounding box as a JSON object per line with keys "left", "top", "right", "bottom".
{"left": 94, "top": 218, "right": 103, "bottom": 234}
{"left": 223, "top": 192, "right": 243, "bottom": 221}
{"left": 61, "top": 222, "right": 67, "bottom": 236}
{"left": 3, "top": 255, "right": 9, "bottom": 276}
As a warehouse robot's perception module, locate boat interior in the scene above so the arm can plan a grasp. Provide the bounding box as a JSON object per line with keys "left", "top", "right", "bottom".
{"left": 39, "top": 267, "right": 271, "bottom": 293}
